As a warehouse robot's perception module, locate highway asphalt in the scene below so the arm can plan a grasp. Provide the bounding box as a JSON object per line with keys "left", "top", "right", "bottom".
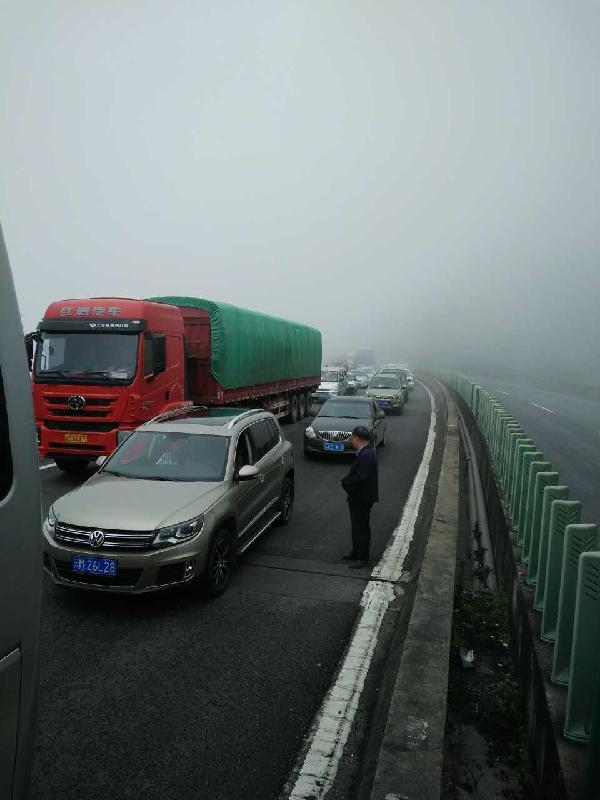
{"left": 31, "top": 383, "right": 439, "bottom": 800}
{"left": 470, "top": 376, "right": 600, "bottom": 525}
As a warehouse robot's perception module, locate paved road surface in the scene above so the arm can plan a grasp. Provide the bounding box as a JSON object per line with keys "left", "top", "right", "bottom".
{"left": 471, "top": 376, "right": 600, "bottom": 524}
{"left": 31, "top": 383, "right": 437, "bottom": 800}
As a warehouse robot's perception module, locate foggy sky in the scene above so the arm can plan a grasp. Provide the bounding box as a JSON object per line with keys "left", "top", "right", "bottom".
{"left": 1, "top": 2, "right": 599, "bottom": 385}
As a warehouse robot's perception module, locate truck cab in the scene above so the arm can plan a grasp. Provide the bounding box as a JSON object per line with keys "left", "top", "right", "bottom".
{"left": 32, "top": 298, "right": 187, "bottom": 471}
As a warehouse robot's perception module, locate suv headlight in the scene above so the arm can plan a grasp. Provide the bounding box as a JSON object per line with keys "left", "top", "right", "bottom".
{"left": 153, "top": 516, "right": 204, "bottom": 548}
{"left": 46, "top": 506, "right": 57, "bottom": 531}
{"left": 305, "top": 426, "right": 317, "bottom": 439}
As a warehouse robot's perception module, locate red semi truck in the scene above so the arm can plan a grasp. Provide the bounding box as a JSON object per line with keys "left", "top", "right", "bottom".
{"left": 32, "top": 296, "right": 321, "bottom": 472}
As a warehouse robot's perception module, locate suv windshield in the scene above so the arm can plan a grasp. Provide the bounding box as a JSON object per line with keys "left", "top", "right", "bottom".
{"left": 318, "top": 400, "right": 371, "bottom": 419}
{"left": 103, "top": 431, "right": 230, "bottom": 482}
{"left": 370, "top": 377, "right": 400, "bottom": 389}
{"left": 321, "top": 371, "right": 339, "bottom": 382}
{"left": 34, "top": 332, "right": 139, "bottom": 383}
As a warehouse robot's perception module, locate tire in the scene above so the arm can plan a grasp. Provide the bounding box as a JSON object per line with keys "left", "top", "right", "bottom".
{"left": 397, "top": 402, "right": 404, "bottom": 416}
{"left": 379, "top": 425, "right": 387, "bottom": 447}
{"left": 276, "top": 476, "right": 294, "bottom": 526}
{"left": 54, "top": 458, "right": 90, "bottom": 474}
{"left": 298, "top": 393, "right": 306, "bottom": 420}
{"left": 303, "top": 449, "right": 314, "bottom": 460}
{"left": 202, "top": 529, "right": 235, "bottom": 597}
{"left": 288, "top": 394, "right": 299, "bottom": 424}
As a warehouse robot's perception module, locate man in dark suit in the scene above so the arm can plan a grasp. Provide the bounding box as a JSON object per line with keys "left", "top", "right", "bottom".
{"left": 341, "top": 425, "right": 379, "bottom": 568}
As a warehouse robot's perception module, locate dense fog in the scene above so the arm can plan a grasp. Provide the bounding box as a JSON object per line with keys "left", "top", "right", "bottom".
{"left": 1, "top": 1, "right": 599, "bottom": 388}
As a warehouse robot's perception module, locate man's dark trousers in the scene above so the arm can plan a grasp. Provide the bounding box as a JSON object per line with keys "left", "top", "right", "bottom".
{"left": 341, "top": 444, "right": 379, "bottom": 563}
{"left": 348, "top": 498, "right": 373, "bottom": 562}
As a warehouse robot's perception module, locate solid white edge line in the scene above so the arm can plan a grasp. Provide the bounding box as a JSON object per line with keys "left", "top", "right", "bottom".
{"left": 39, "top": 463, "right": 57, "bottom": 470}
{"left": 287, "top": 380, "right": 438, "bottom": 800}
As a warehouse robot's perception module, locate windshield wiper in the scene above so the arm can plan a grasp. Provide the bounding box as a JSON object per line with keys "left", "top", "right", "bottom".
{"left": 36, "top": 369, "right": 72, "bottom": 379}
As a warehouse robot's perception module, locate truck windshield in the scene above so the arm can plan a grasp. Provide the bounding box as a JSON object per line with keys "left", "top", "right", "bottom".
{"left": 321, "top": 371, "right": 339, "bottom": 382}
{"left": 103, "top": 431, "right": 230, "bottom": 482}
{"left": 34, "top": 332, "right": 139, "bottom": 383}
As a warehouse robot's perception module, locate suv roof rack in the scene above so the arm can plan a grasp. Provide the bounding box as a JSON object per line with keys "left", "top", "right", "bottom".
{"left": 226, "top": 409, "right": 264, "bottom": 429}
{"left": 148, "top": 405, "right": 208, "bottom": 424}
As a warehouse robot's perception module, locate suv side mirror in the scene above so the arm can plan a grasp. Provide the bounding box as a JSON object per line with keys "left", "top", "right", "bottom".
{"left": 152, "top": 334, "right": 167, "bottom": 375}
{"left": 237, "top": 465, "right": 260, "bottom": 481}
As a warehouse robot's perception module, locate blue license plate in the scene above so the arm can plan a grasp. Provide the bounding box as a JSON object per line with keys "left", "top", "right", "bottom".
{"left": 379, "top": 400, "right": 389, "bottom": 407}
{"left": 324, "top": 442, "right": 345, "bottom": 452}
{"left": 71, "top": 555, "right": 118, "bottom": 577}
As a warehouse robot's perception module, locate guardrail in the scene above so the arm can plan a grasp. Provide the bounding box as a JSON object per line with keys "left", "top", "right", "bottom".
{"left": 447, "top": 374, "right": 600, "bottom": 796}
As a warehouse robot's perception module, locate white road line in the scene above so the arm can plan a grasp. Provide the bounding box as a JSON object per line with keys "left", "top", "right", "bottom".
{"left": 495, "top": 389, "right": 510, "bottom": 396}
{"left": 39, "top": 463, "right": 57, "bottom": 470}
{"left": 530, "top": 402, "right": 555, "bottom": 414}
{"left": 287, "top": 382, "right": 437, "bottom": 799}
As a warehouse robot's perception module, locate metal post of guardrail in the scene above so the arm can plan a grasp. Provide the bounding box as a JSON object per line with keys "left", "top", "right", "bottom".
{"left": 541, "top": 502, "right": 582, "bottom": 643}
{"left": 471, "top": 384, "right": 482, "bottom": 417}
{"left": 510, "top": 442, "right": 536, "bottom": 529}
{"left": 533, "top": 487, "right": 569, "bottom": 611}
{"left": 519, "top": 459, "right": 551, "bottom": 554}
{"left": 525, "top": 471, "right": 559, "bottom": 579}
{"left": 580, "top": 673, "right": 600, "bottom": 799}
{"left": 563, "top": 547, "right": 600, "bottom": 741}
{"left": 552, "top": 524, "right": 599, "bottom": 687}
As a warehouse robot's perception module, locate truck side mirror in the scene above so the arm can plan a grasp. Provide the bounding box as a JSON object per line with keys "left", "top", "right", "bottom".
{"left": 152, "top": 334, "right": 166, "bottom": 376}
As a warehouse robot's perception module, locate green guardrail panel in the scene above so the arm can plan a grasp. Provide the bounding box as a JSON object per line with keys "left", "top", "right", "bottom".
{"left": 516, "top": 452, "right": 544, "bottom": 542}
{"left": 510, "top": 442, "right": 536, "bottom": 528}
{"left": 580, "top": 670, "right": 600, "bottom": 799}
{"left": 520, "top": 461, "right": 551, "bottom": 559}
{"left": 541, "top": 502, "right": 582, "bottom": 643}
{"left": 533, "top": 487, "right": 569, "bottom": 612}
{"left": 564, "top": 547, "right": 600, "bottom": 742}
{"left": 552, "top": 524, "right": 599, "bottom": 687}
{"left": 499, "top": 423, "right": 520, "bottom": 484}
{"left": 504, "top": 431, "right": 526, "bottom": 512}
{"left": 525, "top": 472, "right": 559, "bottom": 581}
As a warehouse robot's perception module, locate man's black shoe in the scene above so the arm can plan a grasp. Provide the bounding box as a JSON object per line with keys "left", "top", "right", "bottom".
{"left": 349, "top": 560, "right": 369, "bottom": 569}
{"left": 342, "top": 552, "right": 357, "bottom": 560}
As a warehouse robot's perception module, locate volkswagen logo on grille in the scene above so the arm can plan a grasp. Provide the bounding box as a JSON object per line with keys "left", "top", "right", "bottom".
{"left": 67, "top": 395, "right": 86, "bottom": 411}
{"left": 89, "top": 530, "right": 105, "bottom": 548}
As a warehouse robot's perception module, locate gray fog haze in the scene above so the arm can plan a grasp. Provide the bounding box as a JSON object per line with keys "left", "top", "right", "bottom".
{"left": 1, "top": 1, "right": 599, "bottom": 385}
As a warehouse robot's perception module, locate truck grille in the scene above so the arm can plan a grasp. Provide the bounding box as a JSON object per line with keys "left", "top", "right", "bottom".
{"left": 43, "top": 395, "right": 118, "bottom": 420}
{"left": 54, "top": 523, "right": 155, "bottom": 550}
{"left": 45, "top": 420, "right": 116, "bottom": 432}
{"left": 319, "top": 430, "right": 352, "bottom": 442}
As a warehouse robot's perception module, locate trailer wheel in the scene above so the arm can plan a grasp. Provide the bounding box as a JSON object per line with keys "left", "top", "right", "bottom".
{"left": 54, "top": 458, "right": 90, "bottom": 474}
{"left": 298, "top": 393, "right": 306, "bottom": 420}
{"left": 288, "top": 394, "right": 299, "bottom": 423}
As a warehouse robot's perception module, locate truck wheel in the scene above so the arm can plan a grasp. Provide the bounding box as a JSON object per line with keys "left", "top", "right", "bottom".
{"left": 202, "top": 529, "right": 235, "bottom": 597}
{"left": 276, "top": 476, "right": 294, "bottom": 526}
{"left": 54, "top": 458, "right": 90, "bottom": 474}
{"left": 298, "top": 393, "right": 306, "bottom": 420}
{"left": 288, "top": 394, "right": 299, "bottom": 424}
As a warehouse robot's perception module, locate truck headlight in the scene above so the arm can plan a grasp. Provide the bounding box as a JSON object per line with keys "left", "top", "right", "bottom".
{"left": 305, "top": 426, "right": 317, "bottom": 439}
{"left": 153, "top": 516, "right": 204, "bottom": 548}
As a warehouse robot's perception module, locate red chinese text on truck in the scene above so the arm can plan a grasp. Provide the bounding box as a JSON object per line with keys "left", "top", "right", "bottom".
{"left": 32, "top": 296, "right": 322, "bottom": 472}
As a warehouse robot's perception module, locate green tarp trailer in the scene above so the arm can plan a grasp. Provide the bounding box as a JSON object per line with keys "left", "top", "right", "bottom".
{"left": 149, "top": 296, "right": 322, "bottom": 401}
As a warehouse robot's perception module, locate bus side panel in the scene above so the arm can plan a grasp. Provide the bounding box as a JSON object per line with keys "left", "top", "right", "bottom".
{"left": 0, "top": 223, "right": 42, "bottom": 800}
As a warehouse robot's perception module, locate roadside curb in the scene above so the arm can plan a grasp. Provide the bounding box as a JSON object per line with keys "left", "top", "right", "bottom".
{"left": 370, "top": 388, "right": 459, "bottom": 800}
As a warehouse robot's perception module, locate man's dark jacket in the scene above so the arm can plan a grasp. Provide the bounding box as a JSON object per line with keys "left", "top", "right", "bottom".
{"left": 341, "top": 445, "right": 379, "bottom": 505}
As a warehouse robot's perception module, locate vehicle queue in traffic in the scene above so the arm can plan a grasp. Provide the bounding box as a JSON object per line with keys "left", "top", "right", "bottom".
{"left": 41, "top": 349, "right": 415, "bottom": 600}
